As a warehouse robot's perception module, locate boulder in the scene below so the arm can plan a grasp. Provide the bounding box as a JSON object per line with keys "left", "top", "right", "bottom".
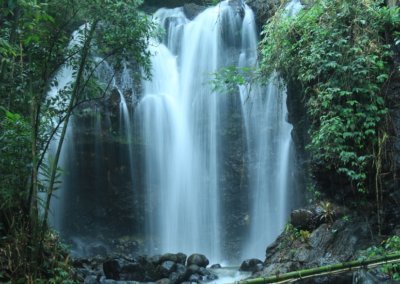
{"left": 239, "top": 258, "right": 263, "bottom": 272}
{"left": 183, "top": 3, "right": 206, "bottom": 20}
{"left": 210, "top": 264, "right": 222, "bottom": 269}
{"left": 103, "top": 259, "right": 121, "bottom": 280}
{"left": 187, "top": 264, "right": 200, "bottom": 274}
{"left": 186, "top": 254, "right": 209, "bottom": 267}
{"left": 120, "top": 261, "right": 145, "bottom": 281}
{"left": 160, "top": 253, "right": 179, "bottom": 263}
{"left": 291, "top": 209, "right": 315, "bottom": 230}
{"left": 175, "top": 263, "right": 189, "bottom": 281}
{"left": 156, "top": 278, "right": 171, "bottom": 284}
{"left": 176, "top": 252, "right": 187, "bottom": 265}
{"left": 188, "top": 273, "right": 201, "bottom": 283}
{"left": 158, "top": 260, "right": 177, "bottom": 278}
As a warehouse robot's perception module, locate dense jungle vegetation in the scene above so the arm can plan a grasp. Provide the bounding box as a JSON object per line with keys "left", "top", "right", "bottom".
{"left": 0, "top": 0, "right": 154, "bottom": 282}
{"left": 0, "top": 0, "right": 399, "bottom": 282}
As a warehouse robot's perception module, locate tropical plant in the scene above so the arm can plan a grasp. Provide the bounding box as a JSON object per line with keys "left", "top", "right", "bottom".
{"left": 260, "top": 0, "right": 400, "bottom": 194}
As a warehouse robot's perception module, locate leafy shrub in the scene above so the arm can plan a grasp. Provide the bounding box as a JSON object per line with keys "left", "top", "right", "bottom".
{"left": 260, "top": 0, "right": 400, "bottom": 191}
{"left": 360, "top": 236, "right": 400, "bottom": 280}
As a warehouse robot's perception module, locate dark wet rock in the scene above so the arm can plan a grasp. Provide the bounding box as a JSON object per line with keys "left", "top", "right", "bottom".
{"left": 120, "top": 261, "right": 145, "bottom": 281}
{"left": 176, "top": 253, "right": 187, "bottom": 265}
{"left": 156, "top": 278, "right": 171, "bottom": 284}
{"left": 175, "top": 263, "right": 189, "bottom": 281}
{"left": 183, "top": 3, "right": 206, "bottom": 20}
{"left": 187, "top": 264, "right": 200, "bottom": 274}
{"left": 160, "top": 253, "right": 179, "bottom": 263}
{"left": 158, "top": 260, "right": 177, "bottom": 278}
{"left": 210, "top": 264, "right": 222, "bottom": 269}
{"left": 103, "top": 259, "right": 121, "bottom": 280}
{"left": 187, "top": 254, "right": 209, "bottom": 267}
{"left": 246, "top": 0, "right": 280, "bottom": 31}
{"left": 84, "top": 275, "right": 98, "bottom": 284}
{"left": 291, "top": 209, "right": 315, "bottom": 230}
{"left": 169, "top": 271, "right": 180, "bottom": 284}
{"left": 160, "top": 252, "right": 187, "bottom": 265}
{"left": 204, "top": 273, "right": 218, "bottom": 281}
{"left": 260, "top": 216, "right": 377, "bottom": 283}
{"left": 188, "top": 273, "right": 201, "bottom": 283}
{"left": 240, "top": 258, "right": 263, "bottom": 272}
{"left": 198, "top": 267, "right": 211, "bottom": 276}
{"left": 88, "top": 245, "right": 108, "bottom": 257}
{"left": 143, "top": 0, "right": 204, "bottom": 9}
{"left": 353, "top": 269, "right": 397, "bottom": 284}
{"left": 149, "top": 254, "right": 162, "bottom": 265}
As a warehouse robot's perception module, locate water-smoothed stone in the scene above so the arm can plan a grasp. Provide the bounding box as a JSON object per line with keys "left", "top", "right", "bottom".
{"left": 291, "top": 209, "right": 315, "bottom": 230}
{"left": 158, "top": 260, "right": 177, "bottom": 277}
{"left": 149, "top": 254, "right": 162, "bottom": 265}
{"left": 176, "top": 253, "right": 187, "bottom": 265}
{"left": 84, "top": 275, "right": 98, "bottom": 284}
{"left": 198, "top": 267, "right": 210, "bottom": 276}
{"left": 187, "top": 264, "right": 200, "bottom": 274}
{"left": 160, "top": 253, "right": 179, "bottom": 263}
{"left": 210, "top": 264, "right": 222, "bottom": 269}
{"left": 188, "top": 273, "right": 201, "bottom": 283}
{"left": 103, "top": 259, "right": 121, "bottom": 280}
{"left": 186, "top": 254, "right": 209, "bottom": 267}
{"left": 183, "top": 3, "right": 206, "bottom": 20}
{"left": 240, "top": 258, "right": 263, "bottom": 272}
{"left": 120, "top": 262, "right": 145, "bottom": 281}
{"left": 156, "top": 278, "right": 171, "bottom": 284}
{"left": 175, "top": 263, "right": 189, "bottom": 281}
{"left": 204, "top": 273, "right": 218, "bottom": 281}
{"left": 168, "top": 271, "right": 180, "bottom": 284}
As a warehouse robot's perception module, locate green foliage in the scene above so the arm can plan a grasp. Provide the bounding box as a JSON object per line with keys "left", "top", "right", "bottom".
{"left": 284, "top": 223, "right": 310, "bottom": 243}
{"left": 260, "top": 0, "right": 400, "bottom": 191}
{"left": 0, "top": 109, "right": 31, "bottom": 210}
{"left": 211, "top": 66, "right": 256, "bottom": 94}
{"left": 360, "top": 236, "right": 400, "bottom": 280}
{"left": 318, "top": 201, "right": 334, "bottom": 224}
{"left": 0, "top": 227, "right": 77, "bottom": 283}
{"left": 0, "top": 0, "right": 155, "bottom": 282}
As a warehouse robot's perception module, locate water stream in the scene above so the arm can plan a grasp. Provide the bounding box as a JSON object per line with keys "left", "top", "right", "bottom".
{"left": 51, "top": 0, "right": 300, "bottom": 264}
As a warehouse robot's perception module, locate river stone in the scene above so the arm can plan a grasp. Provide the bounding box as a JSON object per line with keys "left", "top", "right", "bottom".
{"left": 186, "top": 254, "right": 209, "bottom": 267}
{"left": 120, "top": 262, "right": 145, "bottom": 281}
{"left": 158, "top": 260, "right": 177, "bottom": 277}
{"left": 156, "top": 278, "right": 171, "bottom": 284}
{"left": 210, "top": 264, "right": 222, "bottom": 269}
{"left": 183, "top": 3, "right": 206, "bottom": 20}
{"left": 239, "top": 258, "right": 263, "bottom": 272}
{"left": 188, "top": 273, "right": 201, "bottom": 283}
{"left": 291, "top": 208, "right": 315, "bottom": 230}
{"left": 187, "top": 264, "right": 200, "bottom": 274}
{"left": 84, "top": 275, "right": 98, "bottom": 284}
{"left": 160, "top": 253, "right": 179, "bottom": 263}
{"left": 176, "top": 252, "right": 187, "bottom": 264}
{"left": 149, "top": 254, "right": 162, "bottom": 265}
{"left": 198, "top": 267, "right": 210, "bottom": 276}
{"left": 103, "top": 259, "right": 121, "bottom": 280}
{"left": 175, "top": 263, "right": 189, "bottom": 281}
{"left": 168, "top": 271, "right": 180, "bottom": 284}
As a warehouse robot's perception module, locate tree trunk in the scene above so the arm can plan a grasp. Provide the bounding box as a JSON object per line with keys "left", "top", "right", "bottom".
{"left": 41, "top": 20, "right": 98, "bottom": 234}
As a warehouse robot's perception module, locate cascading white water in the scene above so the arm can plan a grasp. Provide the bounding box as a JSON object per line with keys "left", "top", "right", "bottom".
{"left": 138, "top": 0, "right": 297, "bottom": 262}
{"left": 138, "top": 2, "right": 248, "bottom": 261}
{"left": 52, "top": 0, "right": 300, "bottom": 263}
{"left": 239, "top": 0, "right": 301, "bottom": 260}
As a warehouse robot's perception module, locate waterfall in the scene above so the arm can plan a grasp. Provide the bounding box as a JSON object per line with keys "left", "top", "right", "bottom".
{"left": 139, "top": 1, "right": 248, "bottom": 261}
{"left": 139, "top": 0, "right": 297, "bottom": 262}
{"left": 239, "top": 0, "right": 301, "bottom": 260}
{"left": 52, "top": 0, "right": 300, "bottom": 262}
